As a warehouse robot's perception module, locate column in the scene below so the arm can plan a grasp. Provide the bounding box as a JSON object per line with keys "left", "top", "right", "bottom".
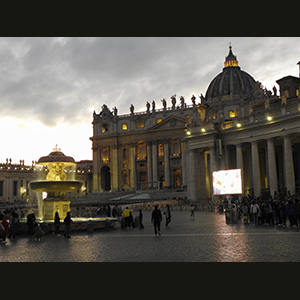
{"left": 181, "top": 140, "right": 187, "bottom": 187}
{"left": 147, "top": 141, "right": 153, "bottom": 189}
{"left": 130, "top": 143, "right": 137, "bottom": 190}
{"left": 198, "top": 150, "right": 207, "bottom": 199}
{"left": 112, "top": 144, "right": 119, "bottom": 191}
{"left": 152, "top": 141, "right": 158, "bottom": 189}
{"left": 251, "top": 141, "right": 261, "bottom": 197}
{"left": 209, "top": 145, "right": 217, "bottom": 173}
{"left": 189, "top": 149, "right": 197, "bottom": 201}
{"left": 92, "top": 147, "right": 100, "bottom": 193}
{"left": 284, "top": 136, "right": 295, "bottom": 195}
{"left": 267, "top": 138, "right": 278, "bottom": 197}
{"left": 210, "top": 145, "right": 217, "bottom": 199}
{"left": 236, "top": 143, "right": 244, "bottom": 197}
{"left": 164, "top": 140, "right": 171, "bottom": 188}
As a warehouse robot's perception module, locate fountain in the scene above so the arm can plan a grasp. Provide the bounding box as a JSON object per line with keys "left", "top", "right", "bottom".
{"left": 27, "top": 146, "right": 117, "bottom": 232}
{"left": 29, "top": 145, "right": 82, "bottom": 220}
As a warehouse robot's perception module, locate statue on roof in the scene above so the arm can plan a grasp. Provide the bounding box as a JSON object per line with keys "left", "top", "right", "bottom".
{"left": 113, "top": 106, "right": 118, "bottom": 116}
{"left": 130, "top": 104, "right": 134, "bottom": 115}
{"left": 180, "top": 96, "right": 185, "bottom": 109}
{"left": 152, "top": 100, "right": 156, "bottom": 112}
{"left": 161, "top": 98, "right": 167, "bottom": 110}
{"left": 191, "top": 95, "right": 196, "bottom": 106}
{"left": 146, "top": 101, "right": 150, "bottom": 113}
{"left": 171, "top": 94, "right": 176, "bottom": 110}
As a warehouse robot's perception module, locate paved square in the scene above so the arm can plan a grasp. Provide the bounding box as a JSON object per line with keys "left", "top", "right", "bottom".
{"left": 1, "top": 210, "right": 300, "bottom": 262}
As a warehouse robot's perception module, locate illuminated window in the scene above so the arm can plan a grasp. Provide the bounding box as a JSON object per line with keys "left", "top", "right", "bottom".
{"left": 229, "top": 110, "right": 236, "bottom": 118}
{"left": 101, "top": 147, "right": 109, "bottom": 163}
{"left": 122, "top": 124, "right": 127, "bottom": 131}
{"left": 137, "top": 122, "right": 144, "bottom": 128}
{"left": 156, "top": 118, "right": 162, "bottom": 124}
{"left": 101, "top": 124, "right": 108, "bottom": 133}
{"left": 158, "top": 144, "right": 164, "bottom": 157}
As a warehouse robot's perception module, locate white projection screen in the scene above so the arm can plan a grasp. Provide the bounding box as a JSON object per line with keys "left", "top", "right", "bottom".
{"left": 212, "top": 169, "right": 242, "bottom": 195}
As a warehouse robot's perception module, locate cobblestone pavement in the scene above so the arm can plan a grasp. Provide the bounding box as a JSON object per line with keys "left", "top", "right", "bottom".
{"left": 1, "top": 210, "right": 300, "bottom": 262}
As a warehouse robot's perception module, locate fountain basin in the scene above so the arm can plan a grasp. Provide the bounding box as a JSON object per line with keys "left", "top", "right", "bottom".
{"left": 29, "top": 180, "right": 83, "bottom": 192}
{"left": 17, "top": 217, "right": 118, "bottom": 234}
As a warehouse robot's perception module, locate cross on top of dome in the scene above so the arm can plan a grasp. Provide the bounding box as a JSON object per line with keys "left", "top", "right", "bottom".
{"left": 224, "top": 45, "right": 238, "bottom": 68}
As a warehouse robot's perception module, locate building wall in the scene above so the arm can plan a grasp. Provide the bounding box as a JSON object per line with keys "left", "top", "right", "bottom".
{"left": 91, "top": 101, "right": 198, "bottom": 192}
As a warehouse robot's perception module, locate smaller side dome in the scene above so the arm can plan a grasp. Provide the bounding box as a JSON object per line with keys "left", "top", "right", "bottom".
{"left": 37, "top": 146, "right": 76, "bottom": 165}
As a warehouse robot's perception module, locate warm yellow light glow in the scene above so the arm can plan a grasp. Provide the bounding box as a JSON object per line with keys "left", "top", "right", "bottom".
{"left": 201, "top": 128, "right": 206, "bottom": 132}
{"left": 267, "top": 116, "right": 273, "bottom": 121}
{"left": 236, "top": 123, "right": 242, "bottom": 128}
{"left": 186, "top": 131, "right": 191, "bottom": 135}
{"left": 224, "top": 60, "right": 238, "bottom": 68}
{"left": 122, "top": 123, "right": 128, "bottom": 130}
{"left": 229, "top": 110, "right": 236, "bottom": 118}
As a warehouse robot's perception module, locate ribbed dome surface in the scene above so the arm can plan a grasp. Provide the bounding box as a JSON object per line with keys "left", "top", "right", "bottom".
{"left": 205, "top": 46, "right": 256, "bottom": 102}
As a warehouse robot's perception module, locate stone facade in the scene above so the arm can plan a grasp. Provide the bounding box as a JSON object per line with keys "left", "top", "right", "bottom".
{"left": 91, "top": 46, "right": 300, "bottom": 201}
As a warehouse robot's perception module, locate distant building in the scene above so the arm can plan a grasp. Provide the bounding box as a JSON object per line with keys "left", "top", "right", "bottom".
{"left": 91, "top": 46, "right": 300, "bottom": 200}
{"left": 0, "top": 158, "right": 92, "bottom": 204}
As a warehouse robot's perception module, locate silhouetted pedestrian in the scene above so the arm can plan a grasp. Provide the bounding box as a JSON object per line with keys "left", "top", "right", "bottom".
{"left": 151, "top": 205, "right": 162, "bottom": 236}
{"left": 54, "top": 212, "right": 61, "bottom": 235}
{"left": 34, "top": 223, "right": 44, "bottom": 241}
{"left": 164, "top": 204, "right": 171, "bottom": 227}
{"left": 26, "top": 211, "right": 36, "bottom": 235}
{"left": 10, "top": 212, "right": 19, "bottom": 238}
{"left": 64, "top": 211, "right": 73, "bottom": 238}
{"left": 139, "top": 209, "right": 144, "bottom": 229}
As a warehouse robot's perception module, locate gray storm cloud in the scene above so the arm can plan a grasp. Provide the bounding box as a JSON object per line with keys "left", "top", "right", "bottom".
{"left": 0, "top": 37, "right": 299, "bottom": 128}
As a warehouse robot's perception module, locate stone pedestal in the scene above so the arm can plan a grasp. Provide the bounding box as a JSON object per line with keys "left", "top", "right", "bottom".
{"left": 43, "top": 197, "right": 70, "bottom": 221}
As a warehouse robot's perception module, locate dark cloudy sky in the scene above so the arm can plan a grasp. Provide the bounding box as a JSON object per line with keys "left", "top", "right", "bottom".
{"left": 0, "top": 37, "right": 299, "bottom": 164}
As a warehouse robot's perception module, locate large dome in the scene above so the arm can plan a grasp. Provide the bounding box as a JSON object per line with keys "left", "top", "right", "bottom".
{"left": 205, "top": 46, "right": 256, "bottom": 102}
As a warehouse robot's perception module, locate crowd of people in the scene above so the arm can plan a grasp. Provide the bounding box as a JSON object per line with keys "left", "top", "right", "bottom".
{"left": 223, "top": 195, "right": 300, "bottom": 227}
{"left": 0, "top": 208, "right": 74, "bottom": 243}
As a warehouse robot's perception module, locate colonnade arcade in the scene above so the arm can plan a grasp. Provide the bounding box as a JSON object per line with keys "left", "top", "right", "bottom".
{"left": 188, "top": 134, "right": 300, "bottom": 201}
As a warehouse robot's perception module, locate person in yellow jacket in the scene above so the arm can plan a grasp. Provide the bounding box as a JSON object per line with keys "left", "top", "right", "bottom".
{"left": 123, "top": 207, "right": 133, "bottom": 228}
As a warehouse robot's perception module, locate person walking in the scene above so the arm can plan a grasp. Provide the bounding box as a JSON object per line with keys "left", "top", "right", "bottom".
{"left": 34, "top": 223, "right": 45, "bottom": 241}
{"left": 164, "top": 204, "right": 171, "bottom": 227}
{"left": 293, "top": 199, "right": 300, "bottom": 227}
{"left": 190, "top": 205, "right": 195, "bottom": 220}
{"left": 1, "top": 214, "right": 9, "bottom": 244}
{"left": 286, "top": 200, "right": 295, "bottom": 227}
{"left": 26, "top": 211, "right": 36, "bottom": 235}
{"left": 54, "top": 212, "right": 61, "bottom": 235}
{"left": 250, "top": 201, "right": 260, "bottom": 225}
{"left": 123, "top": 207, "right": 133, "bottom": 229}
{"left": 151, "top": 205, "right": 162, "bottom": 236}
{"left": 139, "top": 209, "right": 144, "bottom": 229}
{"left": 64, "top": 211, "right": 73, "bottom": 238}
{"left": 9, "top": 212, "right": 19, "bottom": 239}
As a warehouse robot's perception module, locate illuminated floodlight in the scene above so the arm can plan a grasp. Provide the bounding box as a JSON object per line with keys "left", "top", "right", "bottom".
{"left": 267, "top": 116, "right": 273, "bottom": 121}
{"left": 201, "top": 128, "right": 206, "bottom": 132}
